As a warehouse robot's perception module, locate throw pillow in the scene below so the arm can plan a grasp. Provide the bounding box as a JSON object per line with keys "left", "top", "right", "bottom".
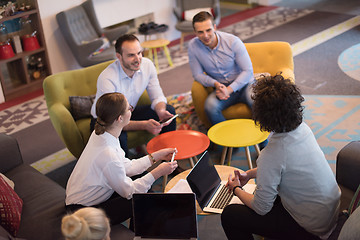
{"left": 84, "top": 37, "right": 110, "bottom": 58}
{"left": 0, "top": 173, "right": 14, "bottom": 189}
{"left": 0, "top": 175, "right": 23, "bottom": 236}
{"left": 348, "top": 184, "right": 360, "bottom": 215}
{"left": 182, "top": 8, "right": 215, "bottom": 21}
{"left": 69, "top": 95, "right": 96, "bottom": 121}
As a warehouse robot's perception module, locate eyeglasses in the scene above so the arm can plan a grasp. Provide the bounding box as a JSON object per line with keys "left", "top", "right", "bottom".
{"left": 129, "top": 104, "right": 134, "bottom": 112}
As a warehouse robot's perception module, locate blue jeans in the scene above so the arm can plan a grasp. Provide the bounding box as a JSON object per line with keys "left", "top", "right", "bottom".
{"left": 204, "top": 82, "right": 254, "bottom": 125}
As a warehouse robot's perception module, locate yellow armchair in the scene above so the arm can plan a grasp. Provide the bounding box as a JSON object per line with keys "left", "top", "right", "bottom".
{"left": 191, "top": 41, "right": 295, "bottom": 128}
{"left": 43, "top": 60, "right": 154, "bottom": 159}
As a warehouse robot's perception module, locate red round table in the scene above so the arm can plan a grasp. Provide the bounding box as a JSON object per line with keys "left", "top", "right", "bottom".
{"left": 146, "top": 130, "right": 210, "bottom": 191}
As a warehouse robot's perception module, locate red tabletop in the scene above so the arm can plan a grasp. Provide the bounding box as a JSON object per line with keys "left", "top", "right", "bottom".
{"left": 146, "top": 130, "right": 210, "bottom": 160}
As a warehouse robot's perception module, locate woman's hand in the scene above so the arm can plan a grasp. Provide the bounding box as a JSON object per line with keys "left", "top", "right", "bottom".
{"left": 225, "top": 170, "right": 241, "bottom": 192}
{"left": 238, "top": 170, "right": 251, "bottom": 187}
{"left": 150, "top": 161, "right": 178, "bottom": 180}
{"left": 151, "top": 148, "right": 177, "bottom": 162}
{"left": 226, "top": 170, "right": 255, "bottom": 208}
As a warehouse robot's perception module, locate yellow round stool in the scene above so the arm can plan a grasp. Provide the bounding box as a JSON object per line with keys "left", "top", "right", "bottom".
{"left": 141, "top": 39, "right": 173, "bottom": 72}
{"left": 208, "top": 119, "right": 269, "bottom": 168}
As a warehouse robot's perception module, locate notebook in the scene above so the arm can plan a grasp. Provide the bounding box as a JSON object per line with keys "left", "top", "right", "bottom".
{"left": 132, "top": 193, "right": 198, "bottom": 240}
{"left": 186, "top": 151, "right": 254, "bottom": 214}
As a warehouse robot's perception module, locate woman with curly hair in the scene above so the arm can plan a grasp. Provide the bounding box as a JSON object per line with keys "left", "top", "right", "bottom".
{"left": 221, "top": 75, "right": 340, "bottom": 240}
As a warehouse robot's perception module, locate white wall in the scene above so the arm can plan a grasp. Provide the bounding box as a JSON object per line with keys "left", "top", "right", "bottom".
{"left": 38, "top": 0, "right": 84, "bottom": 73}
{"left": 38, "top": 0, "right": 179, "bottom": 74}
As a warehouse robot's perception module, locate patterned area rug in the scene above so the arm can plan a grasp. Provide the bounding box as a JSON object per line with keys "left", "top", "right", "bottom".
{"left": 1, "top": 6, "right": 359, "bottom": 176}
{"left": 157, "top": 7, "right": 313, "bottom": 74}
{"left": 1, "top": 92, "right": 357, "bottom": 175}
{"left": 0, "top": 95, "right": 47, "bottom": 135}
{"left": 303, "top": 95, "right": 360, "bottom": 172}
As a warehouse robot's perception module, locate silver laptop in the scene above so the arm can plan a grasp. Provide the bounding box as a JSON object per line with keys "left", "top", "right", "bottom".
{"left": 186, "top": 151, "right": 235, "bottom": 214}
{"left": 132, "top": 193, "right": 198, "bottom": 240}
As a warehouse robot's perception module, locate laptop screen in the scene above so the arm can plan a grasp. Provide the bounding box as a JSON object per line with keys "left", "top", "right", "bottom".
{"left": 132, "top": 193, "right": 197, "bottom": 239}
{"left": 186, "top": 151, "right": 221, "bottom": 209}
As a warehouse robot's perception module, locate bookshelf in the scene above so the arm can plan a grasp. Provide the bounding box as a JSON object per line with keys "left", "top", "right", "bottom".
{"left": 0, "top": 0, "right": 51, "bottom": 101}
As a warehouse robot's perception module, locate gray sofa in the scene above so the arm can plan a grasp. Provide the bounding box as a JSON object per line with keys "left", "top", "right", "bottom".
{"left": 0, "top": 133, "right": 134, "bottom": 240}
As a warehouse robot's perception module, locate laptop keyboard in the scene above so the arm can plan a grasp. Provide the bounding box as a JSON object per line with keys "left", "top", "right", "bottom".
{"left": 210, "top": 185, "right": 233, "bottom": 209}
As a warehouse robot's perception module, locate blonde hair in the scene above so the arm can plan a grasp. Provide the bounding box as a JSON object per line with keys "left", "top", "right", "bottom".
{"left": 61, "top": 207, "right": 110, "bottom": 240}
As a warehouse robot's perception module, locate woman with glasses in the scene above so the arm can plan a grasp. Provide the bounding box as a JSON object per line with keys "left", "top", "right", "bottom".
{"left": 65, "top": 92, "right": 178, "bottom": 228}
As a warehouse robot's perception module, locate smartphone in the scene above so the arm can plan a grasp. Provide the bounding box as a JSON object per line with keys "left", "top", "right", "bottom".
{"left": 159, "top": 114, "right": 179, "bottom": 125}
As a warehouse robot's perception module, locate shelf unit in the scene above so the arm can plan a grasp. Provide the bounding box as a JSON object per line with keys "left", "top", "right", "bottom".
{"left": 0, "top": 0, "right": 51, "bottom": 101}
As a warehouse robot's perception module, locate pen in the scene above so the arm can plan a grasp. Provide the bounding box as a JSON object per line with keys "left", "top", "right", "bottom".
{"left": 170, "top": 149, "right": 176, "bottom": 162}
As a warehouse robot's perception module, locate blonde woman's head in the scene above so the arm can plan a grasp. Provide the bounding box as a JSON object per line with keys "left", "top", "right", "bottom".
{"left": 61, "top": 207, "right": 110, "bottom": 240}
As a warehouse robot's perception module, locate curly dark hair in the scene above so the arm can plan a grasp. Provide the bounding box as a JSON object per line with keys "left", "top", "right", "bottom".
{"left": 251, "top": 74, "right": 304, "bottom": 133}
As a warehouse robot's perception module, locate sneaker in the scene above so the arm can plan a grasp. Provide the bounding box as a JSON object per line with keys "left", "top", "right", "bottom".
{"left": 138, "top": 23, "right": 157, "bottom": 35}
{"left": 155, "top": 24, "right": 168, "bottom": 33}
{"left": 138, "top": 23, "right": 148, "bottom": 34}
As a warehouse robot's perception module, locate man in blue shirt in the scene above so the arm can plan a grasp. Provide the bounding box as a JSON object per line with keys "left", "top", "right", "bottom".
{"left": 188, "top": 11, "right": 254, "bottom": 125}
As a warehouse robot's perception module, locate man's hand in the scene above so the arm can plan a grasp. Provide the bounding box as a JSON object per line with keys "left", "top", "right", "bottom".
{"left": 154, "top": 102, "right": 174, "bottom": 127}
{"left": 215, "top": 83, "right": 233, "bottom": 100}
{"left": 157, "top": 110, "right": 174, "bottom": 127}
{"left": 144, "top": 119, "right": 162, "bottom": 135}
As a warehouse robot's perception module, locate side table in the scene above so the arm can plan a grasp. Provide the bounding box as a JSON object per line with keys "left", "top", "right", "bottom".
{"left": 141, "top": 39, "right": 173, "bottom": 73}
{"left": 147, "top": 130, "right": 210, "bottom": 191}
{"left": 208, "top": 119, "right": 269, "bottom": 168}
{"left": 165, "top": 165, "right": 255, "bottom": 215}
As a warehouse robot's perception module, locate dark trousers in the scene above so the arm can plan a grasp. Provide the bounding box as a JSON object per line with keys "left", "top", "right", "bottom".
{"left": 221, "top": 197, "right": 321, "bottom": 240}
{"left": 91, "top": 104, "right": 176, "bottom": 156}
{"left": 66, "top": 192, "right": 132, "bottom": 226}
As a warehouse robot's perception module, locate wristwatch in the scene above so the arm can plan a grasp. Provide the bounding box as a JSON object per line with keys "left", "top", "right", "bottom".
{"left": 233, "top": 185, "right": 243, "bottom": 195}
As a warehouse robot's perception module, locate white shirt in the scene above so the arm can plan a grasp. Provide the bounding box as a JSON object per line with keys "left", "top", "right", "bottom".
{"left": 65, "top": 131, "right": 155, "bottom": 206}
{"left": 91, "top": 58, "right": 167, "bottom": 118}
{"left": 252, "top": 122, "right": 340, "bottom": 237}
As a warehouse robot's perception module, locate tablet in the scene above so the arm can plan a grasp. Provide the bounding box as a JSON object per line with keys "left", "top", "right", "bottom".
{"left": 159, "top": 114, "right": 179, "bottom": 125}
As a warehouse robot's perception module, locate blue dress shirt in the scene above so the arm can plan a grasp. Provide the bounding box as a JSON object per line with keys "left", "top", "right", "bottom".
{"left": 188, "top": 31, "right": 254, "bottom": 92}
